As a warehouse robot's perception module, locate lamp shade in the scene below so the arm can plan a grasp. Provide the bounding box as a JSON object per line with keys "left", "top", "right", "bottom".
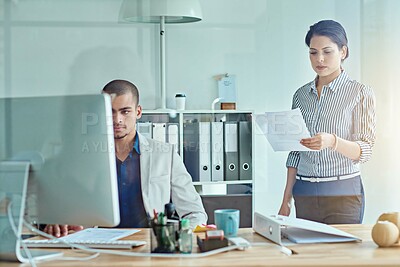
{"left": 119, "top": 0, "right": 203, "bottom": 24}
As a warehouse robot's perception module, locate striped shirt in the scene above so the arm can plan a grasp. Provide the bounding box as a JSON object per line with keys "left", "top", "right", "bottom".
{"left": 286, "top": 71, "right": 376, "bottom": 177}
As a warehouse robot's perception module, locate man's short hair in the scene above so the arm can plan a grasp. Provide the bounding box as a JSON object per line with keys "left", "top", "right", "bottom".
{"left": 102, "top": 80, "right": 139, "bottom": 106}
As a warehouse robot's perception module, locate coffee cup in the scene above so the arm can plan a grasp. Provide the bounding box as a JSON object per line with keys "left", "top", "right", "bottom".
{"left": 214, "top": 209, "right": 240, "bottom": 237}
{"left": 175, "top": 93, "right": 186, "bottom": 110}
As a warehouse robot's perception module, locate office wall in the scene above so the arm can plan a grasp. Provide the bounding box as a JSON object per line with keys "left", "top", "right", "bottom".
{"left": 360, "top": 0, "right": 400, "bottom": 223}
{"left": 1, "top": 0, "right": 396, "bottom": 224}
{"left": 0, "top": 0, "right": 5, "bottom": 159}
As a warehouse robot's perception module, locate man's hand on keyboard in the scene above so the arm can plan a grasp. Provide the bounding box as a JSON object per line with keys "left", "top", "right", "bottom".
{"left": 44, "top": 224, "right": 84, "bottom": 237}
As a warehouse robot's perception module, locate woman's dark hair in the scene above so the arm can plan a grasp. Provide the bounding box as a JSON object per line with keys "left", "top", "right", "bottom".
{"left": 305, "top": 20, "right": 349, "bottom": 60}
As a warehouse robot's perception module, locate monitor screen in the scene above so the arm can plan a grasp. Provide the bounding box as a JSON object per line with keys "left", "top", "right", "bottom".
{"left": 0, "top": 94, "right": 120, "bottom": 227}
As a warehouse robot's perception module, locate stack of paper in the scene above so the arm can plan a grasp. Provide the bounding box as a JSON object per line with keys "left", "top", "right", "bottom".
{"left": 59, "top": 228, "right": 139, "bottom": 242}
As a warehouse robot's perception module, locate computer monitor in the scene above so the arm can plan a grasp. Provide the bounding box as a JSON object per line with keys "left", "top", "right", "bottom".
{"left": 0, "top": 94, "right": 120, "bottom": 227}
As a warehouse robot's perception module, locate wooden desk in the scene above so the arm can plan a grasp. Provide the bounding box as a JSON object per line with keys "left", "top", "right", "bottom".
{"left": 1, "top": 225, "right": 400, "bottom": 267}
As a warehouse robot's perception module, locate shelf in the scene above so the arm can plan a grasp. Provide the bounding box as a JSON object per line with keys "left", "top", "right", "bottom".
{"left": 138, "top": 109, "right": 254, "bottom": 193}
{"left": 192, "top": 180, "right": 252, "bottom": 185}
{"left": 142, "top": 109, "right": 253, "bottom": 114}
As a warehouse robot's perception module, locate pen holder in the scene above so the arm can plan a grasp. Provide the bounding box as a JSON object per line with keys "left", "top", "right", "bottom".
{"left": 151, "top": 224, "right": 177, "bottom": 253}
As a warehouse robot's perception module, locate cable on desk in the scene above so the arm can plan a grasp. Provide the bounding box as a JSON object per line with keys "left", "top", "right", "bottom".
{"left": 250, "top": 242, "right": 295, "bottom": 256}
{"left": 23, "top": 220, "right": 101, "bottom": 262}
{"left": 7, "top": 201, "right": 37, "bottom": 267}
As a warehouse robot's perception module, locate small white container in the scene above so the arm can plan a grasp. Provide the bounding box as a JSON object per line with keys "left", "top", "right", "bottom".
{"left": 175, "top": 93, "right": 186, "bottom": 110}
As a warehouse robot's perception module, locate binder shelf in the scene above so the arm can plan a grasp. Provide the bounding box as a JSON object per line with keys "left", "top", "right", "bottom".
{"left": 138, "top": 110, "right": 254, "bottom": 196}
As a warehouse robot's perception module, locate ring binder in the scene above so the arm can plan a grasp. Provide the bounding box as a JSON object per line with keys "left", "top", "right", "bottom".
{"left": 224, "top": 122, "right": 238, "bottom": 181}
{"left": 238, "top": 121, "right": 252, "bottom": 180}
{"left": 183, "top": 122, "right": 211, "bottom": 182}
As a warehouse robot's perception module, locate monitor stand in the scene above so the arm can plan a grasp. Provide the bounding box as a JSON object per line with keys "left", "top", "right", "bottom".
{"left": 0, "top": 161, "right": 63, "bottom": 263}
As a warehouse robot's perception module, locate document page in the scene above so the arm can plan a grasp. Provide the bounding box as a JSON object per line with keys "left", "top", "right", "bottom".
{"left": 58, "top": 228, "right": 140, "bottom": 242}
{"left": 282, "top": 227, "right": 359, "bottom": 244}
{"left": 255, "top": 108, "right": 312, "bottom": 151}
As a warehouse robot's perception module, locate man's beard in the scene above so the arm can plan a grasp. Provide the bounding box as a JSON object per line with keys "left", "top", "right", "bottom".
{"left": 114, "top": 133, "right": 128, "bottom": 140}
{"left": 113, "top": 123, "right": 128, "bottom": 140}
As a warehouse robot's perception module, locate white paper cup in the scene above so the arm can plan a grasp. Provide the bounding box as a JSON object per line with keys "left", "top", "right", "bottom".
{"left": 175, "top": 94, "right": 186, "bottom": 110}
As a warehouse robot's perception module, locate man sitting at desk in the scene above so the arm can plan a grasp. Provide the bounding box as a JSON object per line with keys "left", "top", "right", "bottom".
{"left": 45, "top": 79, "right": 207, "bottom": 237}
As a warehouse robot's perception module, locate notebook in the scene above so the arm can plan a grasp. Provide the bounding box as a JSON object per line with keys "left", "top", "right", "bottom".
{"left": 253, "top": 212, "right": 361, "bottom": 245}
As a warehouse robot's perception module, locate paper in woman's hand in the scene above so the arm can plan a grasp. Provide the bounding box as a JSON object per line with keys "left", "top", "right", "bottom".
{"left": 255, "top": 108, "right": 312, "bottom": 152}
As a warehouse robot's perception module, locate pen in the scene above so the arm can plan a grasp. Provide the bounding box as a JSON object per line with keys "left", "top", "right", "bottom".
{"left": 147, "top": 212, "right": 153, "bottom": 228}
{"left": 159, "top": 212, "right": 166, "bottom": 225}
{"left": 153, "top": 209, "right": 158, "bottom": 224}
{"left": 153, "top": 209, "right": 158, "bottom": 218}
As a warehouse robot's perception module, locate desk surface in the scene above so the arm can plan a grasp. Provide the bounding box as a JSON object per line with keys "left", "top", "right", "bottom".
{"left": 2, "top": 225, "right": 400, "bottom": 267}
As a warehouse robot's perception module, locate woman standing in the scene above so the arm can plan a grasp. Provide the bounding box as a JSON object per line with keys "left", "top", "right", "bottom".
{"left": 278, "top": 20, "right": 376, "bottom": 224}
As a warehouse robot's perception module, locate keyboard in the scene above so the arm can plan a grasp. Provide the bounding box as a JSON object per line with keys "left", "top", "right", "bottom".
{"left": 23, "top": 239, "right": 147, "bottom": 249}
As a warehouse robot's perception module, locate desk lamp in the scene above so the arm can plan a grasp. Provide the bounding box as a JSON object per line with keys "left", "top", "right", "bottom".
{"left": 119, "top": 0, "right": 203, "bottom": 110}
